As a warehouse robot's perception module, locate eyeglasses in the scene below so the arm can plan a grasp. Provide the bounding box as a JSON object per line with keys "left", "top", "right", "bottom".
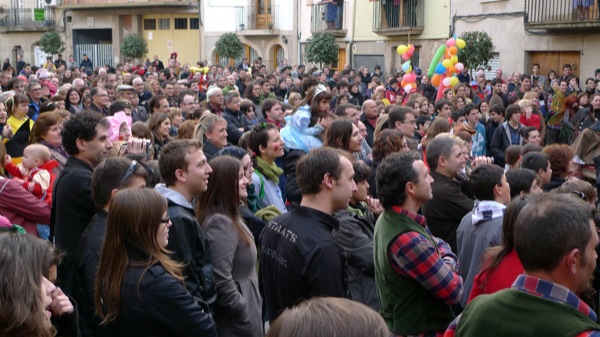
{"left": 118, "top": 160, "right": 139, "bottom": 186}
{"left": 402, "top": 120, "right": 417, "bottom": 125}
{"left": 160, "top": 216, "right": 171, "bottom": 224}
{"left": 569, "top": 190, "right": 588, "bottom": 202}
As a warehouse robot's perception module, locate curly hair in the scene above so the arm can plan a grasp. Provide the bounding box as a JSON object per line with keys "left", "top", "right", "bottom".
{"left": 61, "top": 110, "right": 109, "bottom": 155}
{"left": 372, "top": 129, "right": 405, "bottom": 163}
{"left": 542, "top": 143, "right": 574, "bottom": 178}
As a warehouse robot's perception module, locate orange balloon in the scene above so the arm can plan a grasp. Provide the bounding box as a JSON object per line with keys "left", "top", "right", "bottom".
{"left": 431, "top": 74, "right": 441, "bottom": 87}
{"left": 447, "top": 65, "right": 457, "bottom": 74}
{"left": 448, "top": 46, "right": 458, "bottom": 56}
{"left": 401, "top": 80, "right": 407, "bottom": 87}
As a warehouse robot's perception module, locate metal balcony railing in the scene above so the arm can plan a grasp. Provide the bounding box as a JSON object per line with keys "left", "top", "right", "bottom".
{"left": 235, "top": 5, "right": 280, "bottom": 32}
{"left": 372, "top": 0, "right": 424, "bottom": 36}
{"left": 525, "top": 0, "right": 600, "bottom": 23}
{"left": 525, "top": 0, "right": 600, "bottom": 32}
{"left": 0, "top": 7, "right": 55, "bottom": 28}
{"left": 311, "top": 2, "right": 347, "bottom": 36}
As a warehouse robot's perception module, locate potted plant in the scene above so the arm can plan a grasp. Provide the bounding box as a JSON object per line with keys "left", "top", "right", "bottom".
{"left": 267, "top": 22, "right": 273, "bottom": 29}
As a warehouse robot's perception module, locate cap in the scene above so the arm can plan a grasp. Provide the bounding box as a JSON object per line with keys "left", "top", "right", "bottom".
{"left": 215, "top": 146, "right": 248, "bottom": 160}
{"left": 116, "top": 84, "right": 135, "bottom": 94}
{"left": 415, "top": 67, "right": 422, "bottom": 76}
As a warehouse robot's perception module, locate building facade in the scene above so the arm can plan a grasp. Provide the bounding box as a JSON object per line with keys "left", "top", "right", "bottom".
{"left": 451, "top": 0, "right": 600, "bottom": 80}
{"left": 350, "top": 0, "right": 450, "bottom": 78}
{"left": 202, "top": 0, "right": 298, "bottom": 70}
{"left": 0, "top": 0, "right": 57, "bottom": 67}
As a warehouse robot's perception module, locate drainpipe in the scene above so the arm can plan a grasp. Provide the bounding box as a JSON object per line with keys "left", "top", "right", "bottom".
{"left": 297, "top": 0, "right": 301, "bottom": 65}
{"left": 347, "top": 0, "right": 356, "bottom": 69}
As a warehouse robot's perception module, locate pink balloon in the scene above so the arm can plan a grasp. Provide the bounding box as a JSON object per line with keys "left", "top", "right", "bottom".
{"left": 408, "top": 44, "right": 415, "bottom": 52}
{"left": 408, "top": 73, "right": 416, "bottom": 83}
{"left": 446, "top": 38, "right": 455, "bottom": 48}
{"left": 405, "top": 84, "right": 413, "bottom": 94}
{"left": 455, "top": 63, "right": 464, "bottom": 72}
{"left": 406, "top": 50, "right": 414, "bottom": 58}
{"left": 402, "top": 54, "right": 410, "bottom": 61}
{"left": 402, "top": 74, "right": 411, "bottom": 82}
{"left": 442, "top": 77, "right": 451, "bottom": 87}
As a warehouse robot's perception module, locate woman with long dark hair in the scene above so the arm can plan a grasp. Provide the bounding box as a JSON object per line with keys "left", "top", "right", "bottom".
{"left": 324, "top": 118, "right": 363, "bottom": 154}
{"left": 244, "top": 82, "right": 263, "bottom": 119}
{"left": 64, "top": 87, "right": 82, "bottom": 115}
{"left": 95, "top": 188, "right": 216, "bottom": 336}
{"left": 147, "top": 112, "right": 171, "bottom": 159}
{"left": 196, "top": 156, "right": 262, "bottom": 337}
{"left": 0, "top": 233, "right": 77, "bottom": 337}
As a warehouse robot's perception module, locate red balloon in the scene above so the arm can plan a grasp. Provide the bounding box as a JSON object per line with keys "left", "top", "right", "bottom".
{"left": 402, "top": 54, "right": 410, "bottom": 61}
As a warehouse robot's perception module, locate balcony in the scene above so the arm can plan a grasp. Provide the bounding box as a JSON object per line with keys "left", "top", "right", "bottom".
{"left": 311, "top": 2, "right": 347, "bottom": 37}
{"left": 372, "top": 0, "right": 424, "bottom": 36}
{"left": 235, "top": 5, "right": 280, "bottom": 36}
{"left": 525, "top": 0, "right": 600, "bottom": 33}
{"left": 61, "top": 0, "right": 197, "bottom": 10}
{"left": 0, "top": 8, "right": 55, "bottom": 32}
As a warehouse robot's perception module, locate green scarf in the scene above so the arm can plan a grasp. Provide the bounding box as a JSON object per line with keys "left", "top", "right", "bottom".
{"left": 255, "top": 156, "right": 283, "bottom": 184}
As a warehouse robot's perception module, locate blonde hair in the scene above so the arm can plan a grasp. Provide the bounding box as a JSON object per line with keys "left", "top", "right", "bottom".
{"left": 194, "top": 113, "right": 226, "bottom": 144}
{"left": 25, "top": 144, "right": 51, "bottom": 162}
{"left": 518, "top": 99, "right": 532, "bottom": 109}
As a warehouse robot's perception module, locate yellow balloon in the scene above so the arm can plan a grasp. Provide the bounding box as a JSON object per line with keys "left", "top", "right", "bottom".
{"left": 397, "top": 45, "right": 408, "bottom": 55}
{"left": 456, "top": 39, "right": 466, "bottom": 49}
{"left": 450, "top": 77, "right": 459, "bottom": 87}
{"left": 442, "top": 59, "right": 453, "bottom": 68}
{"left": 451, "top": 56, "right": 458, "bottom": 64}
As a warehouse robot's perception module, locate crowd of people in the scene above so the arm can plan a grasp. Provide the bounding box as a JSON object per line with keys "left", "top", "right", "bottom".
{"left": 2, "top": 51, "right": 600, "bottom": 337}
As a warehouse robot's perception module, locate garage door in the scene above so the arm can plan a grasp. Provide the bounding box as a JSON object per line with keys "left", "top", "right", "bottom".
{"left": 353, "top": 54, "right": 385, "bottom": 77}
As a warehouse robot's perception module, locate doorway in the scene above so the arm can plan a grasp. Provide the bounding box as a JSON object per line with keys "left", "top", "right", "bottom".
{"left": 530, "top": 51, "right": 581, "bottom": 79}
{"left": 256, "top": 0, "right": 272, "bottom": 29}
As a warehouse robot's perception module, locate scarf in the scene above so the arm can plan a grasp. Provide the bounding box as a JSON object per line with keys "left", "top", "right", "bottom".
{"left": 255, "top": 156, "right": 283, "bottom": 184}
{"left": 471, "top": 200, "right": 506, "bottom": 225}
{"left": 40, "top": 141, "right": 70, "bottom": 159}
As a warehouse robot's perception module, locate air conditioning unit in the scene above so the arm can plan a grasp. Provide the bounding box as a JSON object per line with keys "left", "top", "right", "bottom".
{"left": 45, "top": 0, "right": 58, "bottom": 6}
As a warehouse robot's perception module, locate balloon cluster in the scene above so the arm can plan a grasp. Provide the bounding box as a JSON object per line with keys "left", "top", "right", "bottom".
{"left": 427, "top": 37, "right": 467, "bottom": 99}
{"left": 396, "top": 44, "right": 417, "bottom": 94}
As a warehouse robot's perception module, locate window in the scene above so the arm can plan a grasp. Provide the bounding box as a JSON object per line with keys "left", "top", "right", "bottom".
{"left": 190, "top": 18, "right": 199, "bottom": 29}
{"left": 144, "top": 19, "right": 156, "bottom": 30}
{"left": 158, "top": 18, "right": 170, "bottom": 30}
{"left": 174, "top": 18, "right": 187, "bottom": 30}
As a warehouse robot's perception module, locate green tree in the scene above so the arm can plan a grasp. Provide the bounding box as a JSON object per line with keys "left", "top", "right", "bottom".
{"left": 120, "top": 33, "right": 149, "bottom": 62}
{"left": 305, "top": 32, "right": 338, "bottom": 69}
{"left": 457, "top": 31, "right": 495, "bottom": 77}
{"left": 214, "top": 33, "right": 243, "bottom": 63}
{"left": 38, "top": 32, "right": 65, "bottom": 57}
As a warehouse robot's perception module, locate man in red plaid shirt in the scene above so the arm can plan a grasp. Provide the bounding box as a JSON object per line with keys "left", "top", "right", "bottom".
{"left": 374, "top": 151, "right": 463, "bottom": 337}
